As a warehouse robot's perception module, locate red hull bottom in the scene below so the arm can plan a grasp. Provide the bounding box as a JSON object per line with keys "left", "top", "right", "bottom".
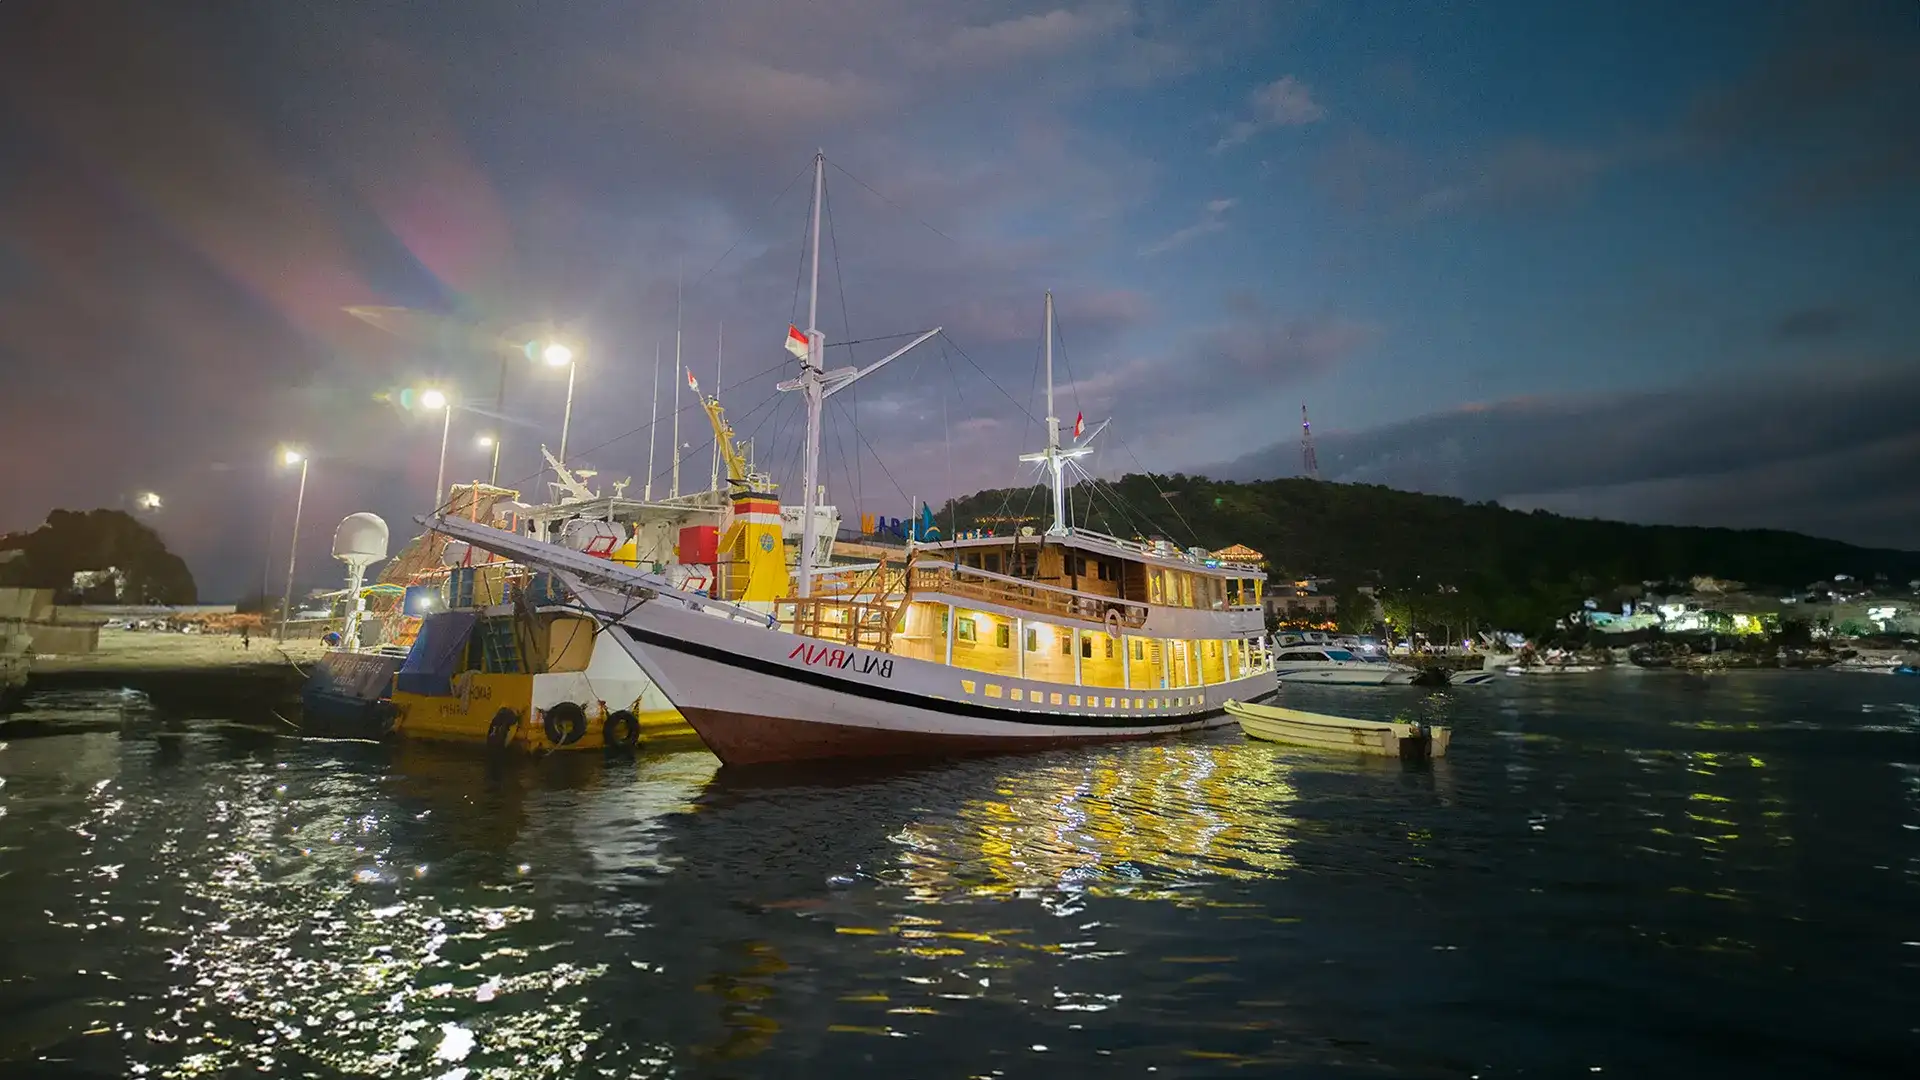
{"left": 681, "top": 707, "right": 1183, "bottom": 767}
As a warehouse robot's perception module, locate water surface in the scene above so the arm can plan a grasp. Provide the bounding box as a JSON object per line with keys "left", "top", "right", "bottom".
{"left": 2, "top": 674, "right": 1916, "bottom": 1077}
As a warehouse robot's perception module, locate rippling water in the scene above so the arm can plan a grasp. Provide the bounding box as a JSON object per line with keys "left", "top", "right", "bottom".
{"left": 3, "top": 674, "right": 1917, "bottom": 1077}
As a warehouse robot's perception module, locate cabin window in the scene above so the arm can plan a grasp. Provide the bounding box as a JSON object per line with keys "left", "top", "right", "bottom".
{"left": 983, "top": 552, "right": 1003, "bottom": 574}
{"left": 1132, "top": 639, "right": 1145, "bottom": 661}
{"left": 1105, "top": 637, "right": 1115, "bottom": 659}
{"left": 956, "top": 616, "right": 977, "bottom": 643}
{"left": 1025, "top": 628, "right": 1038, "bottom": 652}
{"left": 1099, "top": 561, "right": 1113, "bottom": 581}
{"left": 1062, "top": 633, "right": 1073, "bottom": 656}
{"left": 1010, "top": 549, "right": 1037, "bottom": 577}
{"left": 1080, "top": 636, "right": 1093, "bottom": 659}
{"left": 995, "top": 624, "right": 1011, "bottom": 649}
{"left": 1149, "top": 569, "right": 1166, "bottom": 604}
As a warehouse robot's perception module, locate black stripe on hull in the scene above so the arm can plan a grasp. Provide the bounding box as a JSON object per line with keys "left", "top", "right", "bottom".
{"left": 621, "top": 624, "right": 1276, "bottom": 730}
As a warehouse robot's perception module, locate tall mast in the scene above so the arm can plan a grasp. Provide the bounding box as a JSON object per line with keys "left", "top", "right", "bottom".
{"left": 1044, "top": 291, "right": 1064, "bottom": 533}
{"left": 782, "top": 150, "right": 942, "bottom": 599}
{"left": 797, "top": 151, "right": 826, "bottom": 598}
{"left": 710, "top": 321, "right": 723, "bottom": 492}
{"left": 645, "top": 341, "right": 659, "bottom": 501}
{"left": 1020, "top": 289, "right": 1089, "bottom": 534}
{"left": 672, "top": 271, "right": 683, "bottom": 498}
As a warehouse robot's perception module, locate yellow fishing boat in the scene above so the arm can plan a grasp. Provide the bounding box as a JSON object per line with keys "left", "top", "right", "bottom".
{"left": 1226, "top": 699, "right": 1449, "bottom": 760}
{"left": 387, "top": 601, "right": 691, "bottom": 753}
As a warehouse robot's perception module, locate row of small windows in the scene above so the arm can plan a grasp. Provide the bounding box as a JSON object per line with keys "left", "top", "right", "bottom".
{"left": 958, "top": 680, "right": 1207, "bottom": 710}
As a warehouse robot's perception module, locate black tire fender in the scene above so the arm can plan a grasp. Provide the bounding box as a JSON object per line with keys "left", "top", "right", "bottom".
{"left": 543, "top": 701, "right": 588, "bottom": 746}
{"left": 603, "top": 709, "right": 640, "bottom": 749}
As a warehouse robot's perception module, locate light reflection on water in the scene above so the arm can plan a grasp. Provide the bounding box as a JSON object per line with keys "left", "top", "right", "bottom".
{"left": 2, "top": 673, "right": 1918, "bottom": 1076}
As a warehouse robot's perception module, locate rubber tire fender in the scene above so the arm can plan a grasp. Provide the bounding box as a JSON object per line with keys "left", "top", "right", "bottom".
{"left": 602, "top": 709, "right": 640, "bottom": 750}
{"left": 543, "top": 701, "right": 588, "bottom": 746}
{"left": 486, "top": 707, "right": 519, "bottom": 749}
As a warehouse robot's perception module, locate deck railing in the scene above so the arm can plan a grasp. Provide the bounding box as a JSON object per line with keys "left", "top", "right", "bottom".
{"left": 775, "top": 597, "right": 897, "bottom": 650}
{"left": 908, "top": 563, "right": 1150, "bottom": 630}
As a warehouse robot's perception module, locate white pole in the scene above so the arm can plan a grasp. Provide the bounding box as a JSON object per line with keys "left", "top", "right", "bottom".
{"left": 278, "top": 458, "right": 308, "bottom": 643}
{"left": 797, "top": 151, "right": 826, "bottom": 599}
{"left": 645, "top": 341, "right": 659, "bottom": 501}
{"left": 672, "top": 273, "right": 682, "bottom": 498}
{"left": 434, "top": 405, "right": 451, "bottom": 511}
{"left": 1045, "top": 290, "right": 1066, "bottom": 535}
{"left": 710, "top": 321, "right": 723, "bottom": 492}
{"left": 342, "top": 563, "right": 366, "bottom": 651}
{"left": 808, "top": 151, "right": 823, "bottom": 338}
{"left": 558, "top": 362, "right": 576, "bottom": 466}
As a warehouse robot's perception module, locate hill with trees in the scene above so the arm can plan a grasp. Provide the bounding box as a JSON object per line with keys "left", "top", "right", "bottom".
{"left": 935, "top": 476, "right": 1920, "bottom": 634}
{"left": 0, "top": 509, "right": 197, "bottom": 604}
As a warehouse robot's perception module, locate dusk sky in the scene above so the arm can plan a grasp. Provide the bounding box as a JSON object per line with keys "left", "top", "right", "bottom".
{"left": 2, "top": 1, "right": 1915, "bottom": 600}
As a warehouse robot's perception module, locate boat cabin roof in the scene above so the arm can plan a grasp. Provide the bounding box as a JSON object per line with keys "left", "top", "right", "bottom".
{"left": 918, "top": 527, "right": 1264, "bottom": 579}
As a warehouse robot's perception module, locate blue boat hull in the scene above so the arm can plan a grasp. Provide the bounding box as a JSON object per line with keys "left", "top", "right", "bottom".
{"left": 300, "top": 650, "right": 406, "bottom": 739}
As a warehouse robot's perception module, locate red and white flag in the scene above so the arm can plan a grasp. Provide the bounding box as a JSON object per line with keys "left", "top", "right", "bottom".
{"left": 1073, "top": 412, "right": 1085, "bottom": 439}
{"left": 785, "top": 324, "right": 810, "bottom": 360}
{"left": 686, "top": 367, "right": 699, "bottom": 392}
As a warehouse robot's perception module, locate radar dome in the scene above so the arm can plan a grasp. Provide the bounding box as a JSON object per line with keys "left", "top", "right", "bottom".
{"left": 331, "top": 513, "right": 390, "bottom": 565}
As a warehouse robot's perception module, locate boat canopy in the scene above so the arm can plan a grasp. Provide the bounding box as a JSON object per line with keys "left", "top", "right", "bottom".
{"left": 396, "top": 610, "right": 478, "bottom": 696}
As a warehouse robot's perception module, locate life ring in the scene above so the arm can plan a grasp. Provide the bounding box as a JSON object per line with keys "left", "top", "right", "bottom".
{"left": 486, "top": 707, "right": 519, "bottom": 750}
{"left": 1105, "top": 608, "right": 1124, "bottom": 639}
{"left": 602, "top": 709, "right": 640, "bottom": 750}
{"left": 542, "top": 701, "right": 588, "bottom": 746}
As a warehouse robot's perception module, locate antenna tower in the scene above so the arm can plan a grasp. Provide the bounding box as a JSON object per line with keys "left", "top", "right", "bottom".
{"left": 1301, "top": 404, "right": 1319, "bottom": 479}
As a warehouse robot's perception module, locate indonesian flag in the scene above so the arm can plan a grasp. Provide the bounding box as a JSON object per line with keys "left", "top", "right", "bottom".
{"left": 1073, "top": 412, "right": 1085, "bottom": 439}
{"left": 785, "top": 324, "right": 810, "bottom": 360}
{"left": 686, "top": 367, "right": 699, "bottom": 392}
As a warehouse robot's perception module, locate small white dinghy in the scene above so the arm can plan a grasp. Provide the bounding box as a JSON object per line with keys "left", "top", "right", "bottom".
{"left": 1504, "top": 663, "right": 1603, "bottom": 676}
{"left": 1226, "top": 700, "right": 1450, "bottom": 760}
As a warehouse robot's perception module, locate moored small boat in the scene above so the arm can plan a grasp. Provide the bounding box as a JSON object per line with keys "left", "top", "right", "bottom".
{"left": 1226, "top": 699, "right": 1449, "bottom": 760}
{"left": 1504, "top": 663, "right": 1603, "bottom": 676}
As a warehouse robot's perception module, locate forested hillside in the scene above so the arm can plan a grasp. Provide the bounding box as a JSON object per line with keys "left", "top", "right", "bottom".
{"left": 936, "top": 476, "right": 1920, "bottom": 631}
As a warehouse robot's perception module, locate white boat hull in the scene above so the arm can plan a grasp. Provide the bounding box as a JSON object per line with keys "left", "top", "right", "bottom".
{"left": 1505, "top": 664, "right": 1604, "bottom": 676}
{"left": 574, "top": 582, "right": 1279, "bottom": 766}
{"left": 1273, "top": 663, "right": 1419, "bottom": 685}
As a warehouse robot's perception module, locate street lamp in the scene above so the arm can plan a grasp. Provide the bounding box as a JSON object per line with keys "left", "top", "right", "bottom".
{"left": 477, "top": 433, "right": 500, "bottom": 486}
{"left": 277, "top": 448, "right": 309, "bottom": 643}
{"left": 419, "top": 388, "right": 452, "bottom": 510}
{"left": 540, "top": 341, "right": 578, "bottom": 466}
{"left": 135, "top": 492, "right": 163, "bottom": 511}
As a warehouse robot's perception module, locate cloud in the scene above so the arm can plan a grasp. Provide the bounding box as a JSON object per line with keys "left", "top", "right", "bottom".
{"left": 1210, "top": 363, "right": 1920, "bottom": 550}
{"left": 1318, "top": 129, "right": 1670, "bottom": 219}
{"left": 1046, "top": 295, "right": 1380, "bottom": 439}
{"left": 1139, "top": 197, "right": 1235, "bottom": 256}
{"left": 1214, "top": 75, "right": 1324, "bottom": 152}
{"left": 2, "top": 0, "right": 1264, "bottom": 599}
{"left": 931, "top": 5, "right": 1135, "bottom": 69}
{"left": 1679, "top": 31, "right": 1920, "bottom": 208}
{"left": 1772, "top": 306, "right": 1850, "bottom": 343}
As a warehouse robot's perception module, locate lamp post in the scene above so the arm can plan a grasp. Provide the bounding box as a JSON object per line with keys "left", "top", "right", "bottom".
{"left": 477, "top": 434, "right": 500, "bottom": 487}
{"left": 277, "top": 448, "right": 309, "bottom": 643}
{"left": 420, "top": 388, "right": 451, "bottom": 509}
{"left": 542, "top": 342, "right": 576, "bottom": 465}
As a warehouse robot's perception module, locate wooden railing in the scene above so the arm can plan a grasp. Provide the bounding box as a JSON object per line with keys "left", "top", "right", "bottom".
{"left": 775, "top": 597, "right": 898, "bottom": 650}
{"left": 908, "top": 565, "right": 1149, "bottom": 629}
